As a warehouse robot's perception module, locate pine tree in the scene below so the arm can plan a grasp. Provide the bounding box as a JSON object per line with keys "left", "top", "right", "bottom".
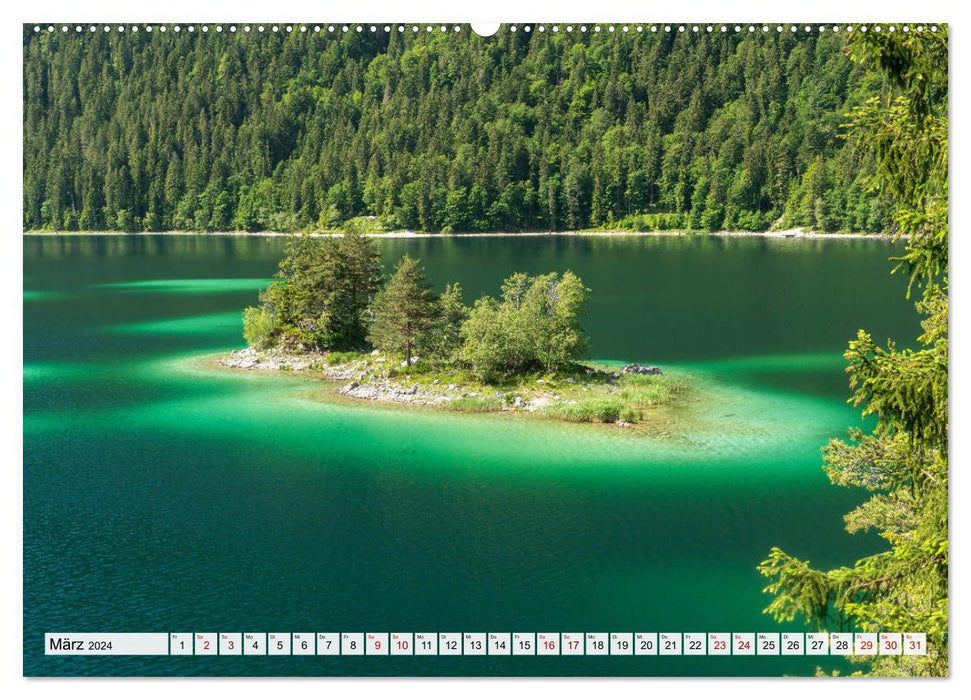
{"left": 428, "top": 283, "right": 469, "bottom": 363}
{"left": 368, "top": 254, "right": 437, "bottom": 366}
{"left": 758, "top": 26, "right": 948, "bottom": 677}
{"left": 255, "top": 232, "right": 382, "bottom": 350}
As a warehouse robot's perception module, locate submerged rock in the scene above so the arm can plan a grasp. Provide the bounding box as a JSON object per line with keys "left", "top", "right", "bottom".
{"left": 622, "top": 363, "right": 663, "bottom": 376}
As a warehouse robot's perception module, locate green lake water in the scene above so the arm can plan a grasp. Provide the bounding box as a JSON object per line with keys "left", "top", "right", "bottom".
{"left": 23, "top": 234, "right": 919, "bottom": 676}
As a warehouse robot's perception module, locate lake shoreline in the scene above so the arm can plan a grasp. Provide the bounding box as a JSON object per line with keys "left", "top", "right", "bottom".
{"left": 216, "top": 347, "right": 686, "bottom": 432}
{"left": 23, "top": 227, "right": 895, "bottom": 240}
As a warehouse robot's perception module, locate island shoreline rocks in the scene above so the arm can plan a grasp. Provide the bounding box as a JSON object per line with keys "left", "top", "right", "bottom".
{"left": 219, "top": 347, "right": 679, "bottom": 427}
{"left": 622, "top": 363, "right": 663, "bottom": 376}
{"left": 221, "top": 347, "right": 568, "bottom": 411}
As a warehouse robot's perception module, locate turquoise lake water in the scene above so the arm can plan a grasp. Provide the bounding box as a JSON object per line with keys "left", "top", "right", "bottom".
{"left": 23, "top": 234, "right": 919, "bottom": 676}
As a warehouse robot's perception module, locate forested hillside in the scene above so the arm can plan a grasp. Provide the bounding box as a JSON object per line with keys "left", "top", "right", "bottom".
{"left": 23, "top": 25, "right": 893, "bottom": 233}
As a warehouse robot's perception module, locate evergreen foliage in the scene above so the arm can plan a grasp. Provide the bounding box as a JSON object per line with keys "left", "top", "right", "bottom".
{"left": 247, "top": 232, "right": 382, "bottom": 349}
{"left": 368, "top": 253, "right": 438, "bottom": 365}
{"left": 24, "top": 25, "right": 892, "bottom": 233}
{"left": 758, "top": 26, "right": 948, "bottom": 677}
{"left": 244, "top": 237, "right": 589, "bottom": 380}
{"left": 428, "top": 282, "right": 469, "bottom": 363}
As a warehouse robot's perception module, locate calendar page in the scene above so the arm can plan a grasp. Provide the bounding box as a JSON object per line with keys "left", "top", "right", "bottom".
{"left": 21, "top": 8, "right": 949, "bottom": 680}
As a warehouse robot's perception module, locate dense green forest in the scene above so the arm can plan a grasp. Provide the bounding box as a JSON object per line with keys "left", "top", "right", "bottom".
{"left": 24, "top": 25, "right": 894, "bottom": 233}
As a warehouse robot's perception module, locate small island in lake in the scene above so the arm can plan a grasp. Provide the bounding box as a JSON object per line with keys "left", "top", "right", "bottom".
{"left": 222, "top": 232, "right": 685, "bottom": 427}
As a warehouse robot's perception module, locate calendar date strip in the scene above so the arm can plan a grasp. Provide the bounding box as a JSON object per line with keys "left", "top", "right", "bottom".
{"left": 45, "top": 632, "right": 927, "bottom": 657}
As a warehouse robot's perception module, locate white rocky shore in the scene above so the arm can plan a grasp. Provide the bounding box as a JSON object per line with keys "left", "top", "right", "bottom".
{"left": 220, "top": 347, "right": 593, "bottom": 412}
{"left": 336, "top": 380, "right": 561, "bottom": 410}
{"left": 222, "top": 347, "right": 357, "bottom": 378}
{"left": 336, "top": 379, "right": 452, "bottom": 406}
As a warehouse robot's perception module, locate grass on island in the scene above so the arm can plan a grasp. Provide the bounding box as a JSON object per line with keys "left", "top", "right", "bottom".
{"left": 291, "top": 350, "right": 687, "bottom": 425}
